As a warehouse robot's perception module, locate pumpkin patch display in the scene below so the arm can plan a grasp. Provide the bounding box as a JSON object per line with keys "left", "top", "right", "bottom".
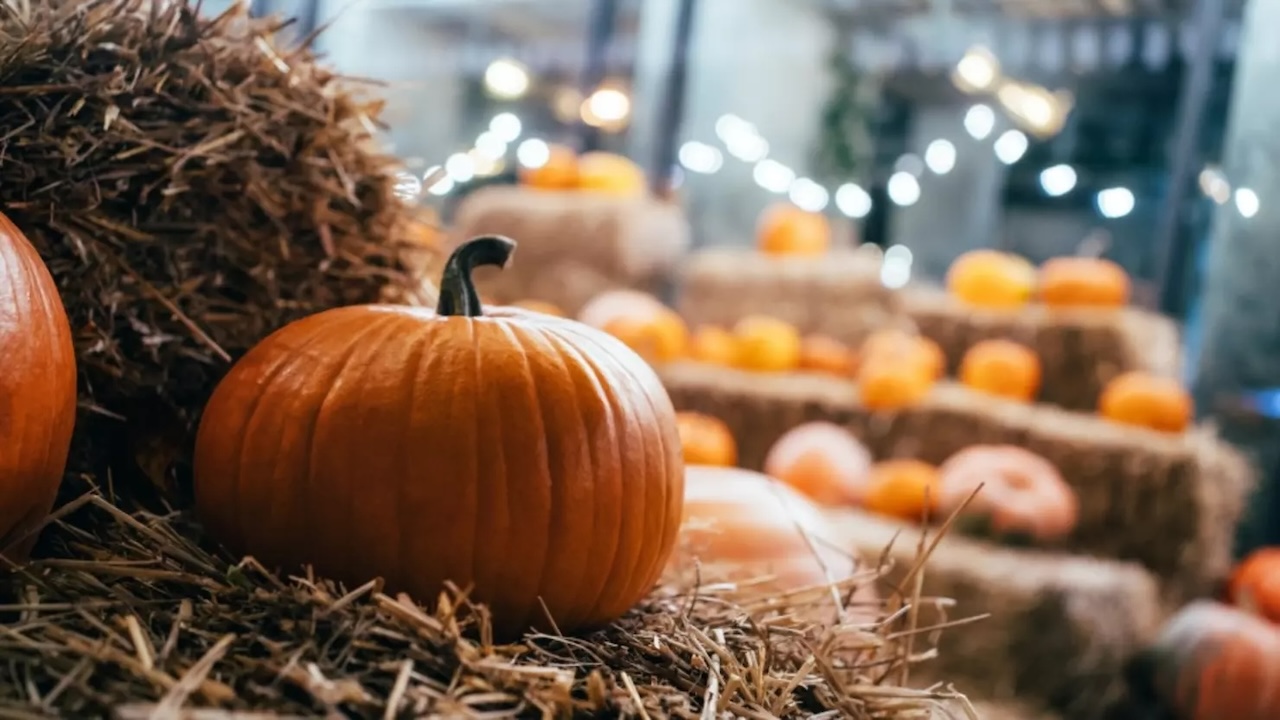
{"left": 763, "top": 422, "right": 873, "bottom": 506}
{"left": 1229, "top": 547, "right": 1280, "bottom": 623}
{"left": 675, "top": 412, "right": 738, "bottom": 467}
{"left": 799, "top": 334, "right": 857, "bottom": 376}
{"left": 193, "top": 236, "right": 685, "bottom": 638}
{"left": 733, "top": 315, "right": 802, "bottom": 372}
{"left": 756, "top": 203, "right": 831, "bottom": 257}
{"left": 1039, "top": 256, "right": 1130, "bottom": 308}
{"left": 945, "top": 249, "right": 1037, "bottom": 309}
{"left": 936, "top": 446, "right": 1078, "bottom": 543}
{"left": 958, "top": 339, "right": 1042, "bottom": 402}
{"left": 576, "top": 152, "right": 647, "bottom": 197}
{"left": 863, "top": 460, "right": 940, "bottom": 522}
{"left": 1098, "top": 371, "right": 1193, "bottom": 433}
{"left": 689, "top": 325, "right": 737, "bottom": 366}
{"left": 518, "top": 143, "right": 580, "bottom": 190}
{"left": 0, "top": 213, "right": 77, "bottom": 561}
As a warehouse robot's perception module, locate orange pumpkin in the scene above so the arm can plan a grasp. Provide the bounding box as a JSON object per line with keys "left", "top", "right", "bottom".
{"left": 860, "top": 329, "right": 945, "bottom": 380}
{"left": 676, "top": 412, "right": 737, "bottom": 467}
{"left": 757, "top": 203, "right": 831, "bottom": 257}
{"left": 763, "top": 422, "right": 873, "bottom": 506}
{"left": 519, "top": 143, "right": 579, "bottom": 190}
{"left": 799, "top": 335, "right": 857, "bottom": 376}
{"left": 1229, "top": 548, "right": 1280, "bottom": 623}
{"left": 579, "top": 290, "right": 688, "bottom": 363}
{"left": 1039, "top": 256, "right": 1130, "bottom": 308}
{"left": 689, "top": 325, "right": 737, "bottom": 366}
{"left": 577, "top": 289, "right": 666, "bottom": 329}
{"left": 863, "top": 460, "right": 940, "bottom": 522}
{"left": 946, "top": 249, "right": 1037, "bottom": 309}
{"left": 1098, "top": 372, "right": 1193, "bottom": 433}
{"left": 193, "top": 236, "right": 685, "bottom": 638}
{"left": 0, "top": 214, "right": 77, "bottom": 561}
{"left": 958, "top": 339, "right": 1042, "bottom": 402}
{"left": 936, "top": 446, "right": 1078, "bottom": 542}
{"left": 1131, "top": 601, "right": 1280, "bottom": 720}
{"left": 733, "top": 315, "right": 802, "bottom": 372}
{"left": 509, "top": 299, "right": 565, "bottom": 317}
{"left": 676, "top": 466, "right": 879, "bottom": 615}
{"left": 856, "top": 357, "right": 934, "bottom": 410}
{"left": 576, "top": 152, "right": 647, "bottom": 196}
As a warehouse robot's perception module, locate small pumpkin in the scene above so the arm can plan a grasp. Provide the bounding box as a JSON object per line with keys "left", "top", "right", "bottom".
{"left": 0, "top": 214, "right": 77, "bottom": 561}
{"left": 519, "top": 143, "right": 579, "bottom": 190}
{"left": 863, "top": 460, "right": 940, "bottom": 522}
{"left": 936, "top": 446, "right": 1078, "bottom": 543}
{"left": 576, "top": 152, "right": 647, "bottom": 196}
{"left": 733, "top": 315, "right": 802, "bottom": 373}
{"left": 194, "top": 236, "right": 685, "bottom": 639}
{"left": 676, "top": 412, "right": 737, "bottom": 467}
{"left": 946, "top": 249, "right": 1037, "bottom": 309}
{"left": 860, "top": 328, "right": 945, "bottom": 380}
{"left": 1039, "top": 256, "right": 1130, "bottom": 308}
{"left": 958, "top": 339, "right": 1042, "bottom": 402}
{"left": 757, "top": 203, "right": 830, "bottom": 257}
{"left": 689, "top": 325, "right": 737, "bottom": 366}
{"left": 763, "top": 422, "right": 873, "bottom": 506}
{"left": 1129, "top": 601, "right": 1280, "bottom": 720}
{"left": 1229, "top": 547, "right": 1280, "bottom": 623}
{"left": 799, "top": 335, "right": 857, "bottom": 377}
{"left": 856, "top": 357, "right": 935, "bottom": 411}
{"left": 1098, "top": 372, "right": 1193, "bottom": 433}
{"left": 577, "top": 289, "right": 666, "bottom": 329}
{"left": 579, "top": 290, "right": 688, "bottom": 363}
{"left": 509, "top": 299, "right": 565, "bottom": 317}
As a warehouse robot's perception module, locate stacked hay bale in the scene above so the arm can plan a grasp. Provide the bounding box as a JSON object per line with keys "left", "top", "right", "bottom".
{"left": 902, "top": 287, "right": 1182, "bottom": 411}
{"left": 449, "top": 186, "right": 690, "bottom": 315}
{"left": 660, "top": 363, "right": 1252, "bottom": 604}
{"left": 677, "top": 246, "right": 908, "bottom": 343}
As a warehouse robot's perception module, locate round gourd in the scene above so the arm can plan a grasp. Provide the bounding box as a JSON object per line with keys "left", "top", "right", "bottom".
{"left": 863, "top": 460, "right": 940, "bottom": 522}
{"left": 675, "top": 412, "right": 737, "bottom": 467}
{"left": 689, "top": 325, "right": 737, "bottom": 366}
{"left": 856, "top": 355, "right": 935, "bottom": 411}
{"left": 1229, "top": 548, "right": 1280, "bottom": 622}
{"left": 0, "top": 213, "right": 77, "bottom": 561}
{"left": 577, "top": 289, "right": 665, "bottom": 329}
{"left": 946, "top": 249, "right": 1037, "bottom": 309}
{"left": 733, "top": 315, "right": 802, "bottom": 372}
{"left": 1039, "top": 256, "right": 1130, "bottom": 308}
{"left": 860, "top": 329, "right": 945, "bottom": 380}
{"left": 763, "top": 422, "right": 873, "bottom": 506}
{"left": 576, "top": 152, "right": 647, "bottom": 196}
{"left": 799, "top": 335, "right": 857, "bottom": 377}
{"left": 579, "top": 290, "right": 688, "bottom": 363}
{"left": 757, "top": 203, "right": 830, "bottom": 257}
{"left": 958, "top": 339, "right": 1042, "bottom": 402}
{"left": 936, "top": 445, "right": 1078, "bottom": 543}
{"left": 1098, "top": 372, "right": 1193, "bottom": 433}
{"left": 519, "top": 143, "right": 579, "bottom": 190}
{"left": 193, "top": 236, "right": 685, "bottom": 638}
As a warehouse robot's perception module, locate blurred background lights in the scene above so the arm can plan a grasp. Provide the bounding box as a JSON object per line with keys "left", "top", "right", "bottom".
{"left": 1096, "top": 187, "right": 1135, "bottom": 219}
{"left": 423, "top": 165, "right": 453, "bottom": 196}
{"left": 887, "top": 171, "right": 921, "bottom": 206}
{"left": 964, "top": 104, "right": 997, "bottom": 140}
{"left": 788, "top": 177, "right": 829, "bottom": 211}
{"left": 444, "top": 152, "right": 475, "bottom": 182}
{"left": 488, "top": 113, "right": 522, "bottom": 143}
{"left": 515, "top": 139, "right": 550, "bottom": 168}
{"left": 880, "top": 244, "right": 914, "bottom": 288}
{"left": 753, "top": 159, "right": 795, "bottom": 193}
{"left": 483, "top": 58, "right": 530, "bottom": 100}
{"left": 835, "top": 183, "right": 872, "bottom": 218}
{"left": 924, "top": 139, "right": 957, "bottom": 174}
{"left": 1039, "top": 164, "right": 1077, "bottom": 196}
{"left": 678, "top": 141, "right": 723, "bottom": 174}
{"left": 894, "top": 153, "right": 925, "bottom": 176}
{"left": 1235, "top": 187, "right": 1260, "bottom": 218}
{"left": 473, "top": 131, "right": 507, "bottom": 159}
{"left": 952, "top": 46, "right": 1001, "bottom": 93}
{"left": 581, "top": 87, "right": 631, "bottom": 128}
{"left": 993, "top": 129, "right": 1029, "bottom": 164}
{"left": 715, "top": 114, "right": 770, "bottom": 162}
{"left": 392, "top": 171, "right": 421, "bottom": 200}
{"left": 1199, "top": 166, "right": 1232, "bottom": 204}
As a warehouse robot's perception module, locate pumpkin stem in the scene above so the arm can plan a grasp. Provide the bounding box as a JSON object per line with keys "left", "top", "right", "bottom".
{"left": 436, "top": 235, "right": 517, "bottom": 317}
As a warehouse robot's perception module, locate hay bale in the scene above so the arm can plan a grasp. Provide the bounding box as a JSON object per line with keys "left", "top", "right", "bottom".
{"left": 830, "top": 508, "right": 1163, "bottom": 719}
{"left": 901, "top": 288, "right": 1182, "bottom": 411}
{"left": 677, "top": 247, "right": 908, "bottom": 341}
{"left": 659, "top": 362, "right": 1253, "bottom": 601}
{"left": 0, "top": 1, "right": 424, "bottom": 491}
{"left": 449, "top": 186, "right": 689, "bottom": 315}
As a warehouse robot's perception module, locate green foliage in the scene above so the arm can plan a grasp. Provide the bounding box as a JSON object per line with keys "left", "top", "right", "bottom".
{"left": 812, "top": 51, "right": 878, "bottom": 186}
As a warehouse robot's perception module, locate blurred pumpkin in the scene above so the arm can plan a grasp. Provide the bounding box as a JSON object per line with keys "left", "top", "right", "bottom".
{"left": 857, "top": 357, "right": 934, "bottom": 410}
{"left": 577, "top": 152, "right": 647, "bottom": 196}
{"left": 1129, "top": 601, "right": 1280, "bottom": 720}
{"left": 733, "top": 315, "right": 802, "bottom": 372}
{"left": 676, "top": 466, "right": 879, "bottom": 617}
{"left": 763, "top": 422, "right": 873, "bottom": 506}
{"left": 958, "top": 339, "right": 1042, "bottom": 402}
{"left": 0, "top": 213, "right": 77, "bottom": 561}
{"left": 863, "top": 460, "right": 940, "bottom": 522}
{"left": 1098, "top": 372, "right": 1193, "bottom": 433}
{"left": 676, "top": 412, "right": 737, "bottom": 467}
{"left": 799, "top": 335, "right": 857, "bottom": 376}
{"left": 860, "top": 328, "right": 945, "bottom": 380}
{"left": 509, "top": 299, "right": 565, "bottom": 317}
{"left": 946, "top": 249, "right": 1037, "bottom": 309}
{"left": 936, "top": 446, "right": 1078, "bottom": 543}
{"left": 602, "top": 308, "right": 688, "bottom": 363}
{"left": 518, "top": 143, "right": 579, "bottom": 190}
{"left": 689, "top": 325, "right": 737, "bottom": 366}
{"left": 194, "top": 236, "right": 685, "bottom": 639}
{"left": 577, "top": 289, "right": 666, "bottom": 329}
{"left": 757, "top": 203, "right": 830, "bottom": 257}
{"left": 1039, "top": 256, "right": 1130, "bottom": 308}
{"left": 1229, "top": 548, "right": 1280, "bottom": 623}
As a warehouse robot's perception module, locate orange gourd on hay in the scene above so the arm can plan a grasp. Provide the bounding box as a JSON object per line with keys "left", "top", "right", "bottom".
{"left": 936, "top": 446, "right": 1078, "bottom": 542}
{"left": 193, "top": 236, "right": 684, "bottom": 638}
{"left": 799, "top": 335, "right": 857, "bottom": 376}
{"left": 1229, "top": 548, "right": 1280, "bottom": 623}
{"left": 959, "top": 339, "right": 1042, "bottom": 402}
{"left": 519, "top": 143, "right": 579, "bottom": 190}
{"left": 579, "top": 290, "right": 688, "bottom": 363}
{"left": 863, "top": 460, "right": 940, "bottom": 522}
{"left": 509, "top": 299, "right": 565, "bottom": 317}
{"left": 763, "top": 422, "right": 873, "bottom": 506}
{"left": 733, "top": 315, "right": 802, "bottom": 372}
{"left": 856, "top": 332, "right": 938, "bottom": 410}
{"left": 690, "top": 325, "right": 737, "bottom": 366}
{"left": 860, "top": 328, "right": 945, "bottom": 380}
{"left": 676, "top": 412, "right": 738, "bottom": 467}
{"left": 1132, "top": 601, "right": 1280, "bottom": 720}
{"left": 757, "top": 203, "right": 831, "bottom": 257}
{"left": 946, "top": 249, "right": 1037, "bottom": 309}
{"left": 577, "top": 152, "right": 647, "bottom": 196}
{"left": 1039, "top": 256, "right": 1130, "bottom": 308}
{"left": 1098, "top": 372, "right": 1193, "bottom": 433}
